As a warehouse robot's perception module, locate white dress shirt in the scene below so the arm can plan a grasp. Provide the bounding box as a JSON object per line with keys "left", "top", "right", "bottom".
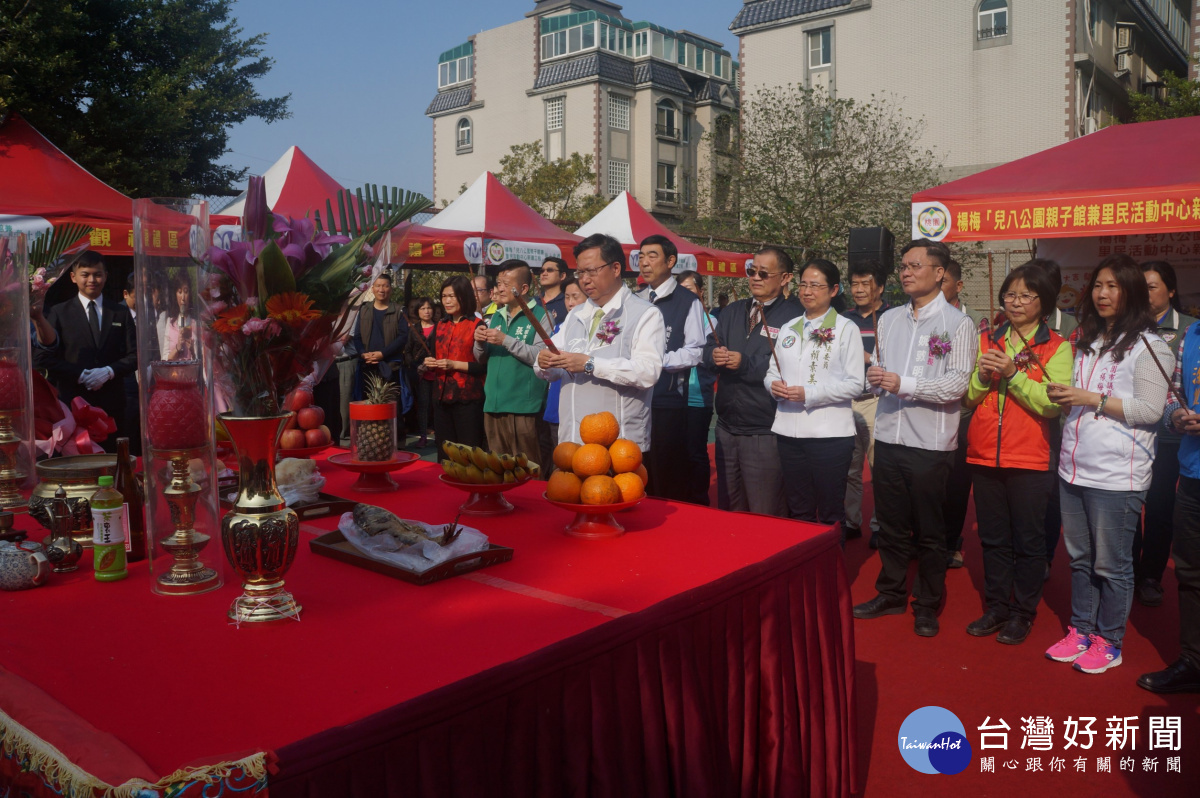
{"left": 534, "top": 284, "right": 665, "bottom": 389}
{"left": 77, "top": 291, "right": 103, "bottom": 326}
{"left": 764, "top": 310, "right": 864, "bottom": 438}
{"left": 637, "top": 277, "right": 705, "bottom": 372}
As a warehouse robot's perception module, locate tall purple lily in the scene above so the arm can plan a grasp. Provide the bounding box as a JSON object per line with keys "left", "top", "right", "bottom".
{"left": 243, "top": 175, "right": 269, "bottom": 242}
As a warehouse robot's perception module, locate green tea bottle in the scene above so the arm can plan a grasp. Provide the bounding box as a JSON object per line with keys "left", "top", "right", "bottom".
{"left": 91, "top": 476, "right": 128, "bottom": 582}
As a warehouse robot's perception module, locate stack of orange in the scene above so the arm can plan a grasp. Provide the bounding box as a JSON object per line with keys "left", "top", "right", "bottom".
{"left": 546, "top": 411, "right": 648, "bottom": 505}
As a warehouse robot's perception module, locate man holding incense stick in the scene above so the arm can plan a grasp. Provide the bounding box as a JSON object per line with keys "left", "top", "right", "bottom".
{"left": 636, "top": 235, "right": 706, "bottom": 501}
{"left": 702, "top": 246, "right": 800, "bottom": 516}
{"left": 853, "top": 238, "right": 977, "bottom": 638}
{"left": 535, "top": 234, "right": 664, "bottom": 455}
{"left": 474, "top": 259, "right": 549, "bottom": 464}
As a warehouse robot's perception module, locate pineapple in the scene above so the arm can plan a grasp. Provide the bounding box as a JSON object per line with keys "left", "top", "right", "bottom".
{"left": 354, "top": 373, "right": 400, "bottom": 461}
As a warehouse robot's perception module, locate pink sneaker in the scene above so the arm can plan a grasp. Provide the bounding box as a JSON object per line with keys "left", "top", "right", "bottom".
{"left": 1073, "top": 636, "right": 1122, "bottom": 674}
{"left": 1045, "top": 626, "right": 1090, "bottom": 662}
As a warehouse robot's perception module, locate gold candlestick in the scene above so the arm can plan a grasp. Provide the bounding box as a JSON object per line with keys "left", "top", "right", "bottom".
{"left": 153, "top": 447, "right": 220, "bottom": 595}
{"left": 0, "top": 409, "right": 25, "bottom": 510}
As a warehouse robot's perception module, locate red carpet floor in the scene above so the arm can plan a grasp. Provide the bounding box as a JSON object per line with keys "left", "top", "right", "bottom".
{"left": 704, "top": 444, "right": 1198, "bottom": 796}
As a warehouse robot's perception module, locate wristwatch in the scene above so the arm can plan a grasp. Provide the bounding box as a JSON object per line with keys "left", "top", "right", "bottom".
{"left": 583, "top": 357, "right": 595, "bottom": 375}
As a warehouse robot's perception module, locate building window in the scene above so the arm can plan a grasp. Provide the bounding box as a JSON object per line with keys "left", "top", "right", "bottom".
{"left": 456, "top": 118, "right": 472, "bottom": 150}
{"left": 546, "top": 97, "right": 564, "bottom": 132}
{"left": 634, "top": 30, "right": 648, "bottom": 57}
{"left": 977, "top": 0, "right": 1008, "bottom": 39}
{"left": 681, "top": 113, "right": 691, "bottom": 144}
{"left": 656, "top": 163, "right": 677, "bottom": 204}
{"left": 609, "top": 95, "right": 630, "bottom": 131}
{"left": 608, "top": 160, "right": 630, "bottom": 196}
{"left": 656, "top": 100, "right": 678, "bottom": 139}
{"left": 808, "top": 29, "right": 831, "bottom": 68}
{"left": 1089, "top": 0, "right": 1101, "bottom": 43}
{"left": 438, "top": 54, "right": 474, "bottom": 89}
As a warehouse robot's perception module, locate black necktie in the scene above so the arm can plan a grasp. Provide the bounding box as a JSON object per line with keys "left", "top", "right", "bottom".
{"left": 88, "top": 300, "right": 100, "bottom": 345}
{"left": 748, "top": 301, "right": 764, "bottom": 332}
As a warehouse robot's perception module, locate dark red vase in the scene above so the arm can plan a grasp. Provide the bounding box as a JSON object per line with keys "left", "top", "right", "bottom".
{"left": 146, "top": 361, "right": 207, "bottom": 450}
{"left": 0, "top": 361, "right": 26, "bottom": 412}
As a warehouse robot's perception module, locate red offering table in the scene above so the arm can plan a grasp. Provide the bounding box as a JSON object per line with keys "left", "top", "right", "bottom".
{"left": 0, "top": 456, "right": 857, "bottom": 798}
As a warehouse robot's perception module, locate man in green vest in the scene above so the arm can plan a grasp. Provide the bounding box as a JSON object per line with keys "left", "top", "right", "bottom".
{"left": 474, "top": 259, "right": 550, "bottom": 466}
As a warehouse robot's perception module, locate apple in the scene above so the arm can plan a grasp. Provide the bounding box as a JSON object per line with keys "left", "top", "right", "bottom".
{"left": 284, "top": 413, "right": 299, "bottom": 431}
{"left": 305, "top": 427, "right": 330, "bottom": 447}
{"left": 280, "top": 429, "right": 307, "bottom": 450}
{"left": 297, "top": 406, "right": 325, "bottom": 430}
{"left": 286, "top": 389, "right": 313, "bottom": 412}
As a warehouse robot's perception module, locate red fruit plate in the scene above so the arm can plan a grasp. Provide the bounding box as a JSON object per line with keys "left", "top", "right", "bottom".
{"left": 276, "top": 442, "right": 334, "bottom": 461}
{"left": 326, "top": 451, "right": 421, "bottom": 492}
{"left": 438, "top": 473, "right": 531, "bottom": 516}
{"left": 542, "top": 492, "right": 644, "bottom": 539}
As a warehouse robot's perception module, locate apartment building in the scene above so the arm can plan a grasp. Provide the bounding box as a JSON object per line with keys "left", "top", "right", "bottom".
{"left": 426, "top": 0, "right": 740, "bottom": 220}
{"left": 731, "top": 0, "right": 1197, "bottom": 181}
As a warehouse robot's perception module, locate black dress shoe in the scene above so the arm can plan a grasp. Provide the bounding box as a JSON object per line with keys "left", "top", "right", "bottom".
{"left": 967, "top": 612, "right": 1008, "bottom": 637}
{"left": 914, "top": 612, "right": 939, "bottom": 637}
{"left": 1136, "top": 578, "right": 1164, "bottom": 607}
{"left": 1137, "top": 659, "right": 1200, "bottom": 693}
{"left": 843, "top": 524, "right": 862, "bottom": 540}
{"left": 996, "top": 616, "right": 1033, "bottom": 645}
{"left": 853, "top": 595, "right": 907, "bottom": 619}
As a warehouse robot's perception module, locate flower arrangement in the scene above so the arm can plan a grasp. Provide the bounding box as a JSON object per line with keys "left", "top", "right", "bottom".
{"left": 1012, "top": 349, "right": 1035, "bottom": 373}
{"left": 927, "top": 333, "right": 952, "bottom": 360}
{"left": 595, "top": 319, "right": 621, "bottom": 345}
{"left": 205, "top": 176, "right": 425, "bottom": 417}
{"left": 810, "top": 327, "right": 835, "bottom": 346}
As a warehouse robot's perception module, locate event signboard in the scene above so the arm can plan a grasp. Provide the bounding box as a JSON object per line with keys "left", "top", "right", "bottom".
{"left": 1039, "top": 232, "right": 1200, "bottom": 314}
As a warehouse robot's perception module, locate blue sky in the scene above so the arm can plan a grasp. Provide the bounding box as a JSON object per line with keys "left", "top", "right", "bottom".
{"left": 224, "top": 0, "right": 743, "bottom": 201}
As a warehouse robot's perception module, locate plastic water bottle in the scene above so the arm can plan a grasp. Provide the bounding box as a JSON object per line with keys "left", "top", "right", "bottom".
{"left": 91, "top": 476, "right": 128, "bottom": 581}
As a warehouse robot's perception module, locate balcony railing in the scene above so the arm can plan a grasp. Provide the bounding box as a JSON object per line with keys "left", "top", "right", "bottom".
{"left": 655, "top": 123, "right": 679, "bottom": 140}
{"left": 977, "top": 25, "right": 1008, "bottom": 40}
{"left": 655, "top": 188, "right": 678, "bottom": 204}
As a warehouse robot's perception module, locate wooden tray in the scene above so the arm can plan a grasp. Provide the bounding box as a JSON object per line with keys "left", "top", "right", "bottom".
{"left": 308, "top": 529, "right": 513, "bottom": 586}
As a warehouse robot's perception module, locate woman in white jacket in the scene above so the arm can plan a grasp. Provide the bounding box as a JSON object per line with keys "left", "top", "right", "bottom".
{"left": 765, "top": 259, "right": 864, "bottom": 537}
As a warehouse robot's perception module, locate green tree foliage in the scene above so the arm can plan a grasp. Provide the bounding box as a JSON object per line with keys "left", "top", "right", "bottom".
{"left": 0, "top": 0, "right": 289, "bottom": 197}
{"left": 1128, "top": 66, "right": 1200, "bottom": 122}
{"left": 714, "top": 86, "right": 941, "bottom": 259}
{"left": 493, "top": 141, "right": 608, "bottom": 222}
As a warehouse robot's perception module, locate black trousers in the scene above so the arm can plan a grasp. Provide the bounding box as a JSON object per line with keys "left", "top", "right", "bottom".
{"left": 942, "top": 411, "right": 974, "bottom": 553}
{"left": 873, "top": 441, "right": 955, "bottom": 612}
{"left": 972, "top": 465, "right": 1050, "bottom": 620}
{"left": 1044, "top": 418, "right": 1065, "bottom": 564}
{"left": 647, "top": 406, "right": 690, "bottom": 502}
{"left": 776, "top": 434, "right": 854, "bottom": 528}
{"left": 433, "top": 399, "right": 486, "bottom": 462}
{"left": 685, "top": 406, "right": 714, "bottom": 506}
{"left": 1175, "top": 476, "right": 1200, "bottom": 669}
{"left": 1133, "top": 436, "right": 1182, "bottom": 582}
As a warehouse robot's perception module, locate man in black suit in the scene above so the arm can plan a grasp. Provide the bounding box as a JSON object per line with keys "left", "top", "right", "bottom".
{"left": 35, "top": 252, "right": 138, "bottom": 451}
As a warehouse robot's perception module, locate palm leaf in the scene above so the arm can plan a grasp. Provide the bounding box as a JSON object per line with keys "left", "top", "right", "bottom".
{"left": 29, "top": 223, "right": 92, "bottom": 271}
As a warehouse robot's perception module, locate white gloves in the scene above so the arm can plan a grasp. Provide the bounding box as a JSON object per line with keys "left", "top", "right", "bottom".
{"left": 78, "top": 366, "right": 115, "bottom": 391}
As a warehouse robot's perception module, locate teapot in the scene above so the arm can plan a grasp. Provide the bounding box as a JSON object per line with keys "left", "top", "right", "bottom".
{"left": 0, "top": 540, "right": 51, "bottom": 591}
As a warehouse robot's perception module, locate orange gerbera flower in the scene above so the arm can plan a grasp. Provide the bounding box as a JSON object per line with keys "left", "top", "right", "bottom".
{"left": 265, "top": 292, "right": 321, "bottom": 326}
{"left": 212, "top": 304, "right": 251, "bottom": 334}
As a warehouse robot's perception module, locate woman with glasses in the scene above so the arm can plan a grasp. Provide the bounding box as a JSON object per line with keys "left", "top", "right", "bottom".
{"left": 424, "top": 275, "right": 487, "bottom": 461}
{"left": 963, "top": 264, "right": 1072, "bottom": 645}
{"left": 764, "top": 259, "right": 863, "bottom": 537}
{"left": 1044, "top": 254, "right": 1175, "bottom": 674}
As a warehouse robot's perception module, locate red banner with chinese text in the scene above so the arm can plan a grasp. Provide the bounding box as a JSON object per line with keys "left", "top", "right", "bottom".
{"left": 911, "top": 192, "right": 1200, "bottom": 243}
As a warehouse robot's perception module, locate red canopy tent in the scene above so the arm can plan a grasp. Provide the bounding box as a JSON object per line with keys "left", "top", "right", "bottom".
{"left": 575, "top": 191, "right": 751, "bottom": 277}
{"left": 219, "top": 146, "right": 344, "bottom": 222}
{"left": 393, "top": 172, "right": 580, "bottom": 269}
{"left": 910, "top": 116, "right": 1200, "bottom": 243}
{"left": 0, "top": 113, "right": 236, "bottom": 255}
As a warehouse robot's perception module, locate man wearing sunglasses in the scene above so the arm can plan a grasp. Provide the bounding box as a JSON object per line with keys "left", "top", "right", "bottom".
{"left": 702, "top": 247, "right": 801, "bottom": 516}
{"left": 535, "top": 233, "right": 664, "bottom": 455}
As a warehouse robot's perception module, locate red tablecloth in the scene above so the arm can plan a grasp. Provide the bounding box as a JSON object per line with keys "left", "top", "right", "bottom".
{"left": 0, "top": 458, "right": 857, "bottom": 797}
